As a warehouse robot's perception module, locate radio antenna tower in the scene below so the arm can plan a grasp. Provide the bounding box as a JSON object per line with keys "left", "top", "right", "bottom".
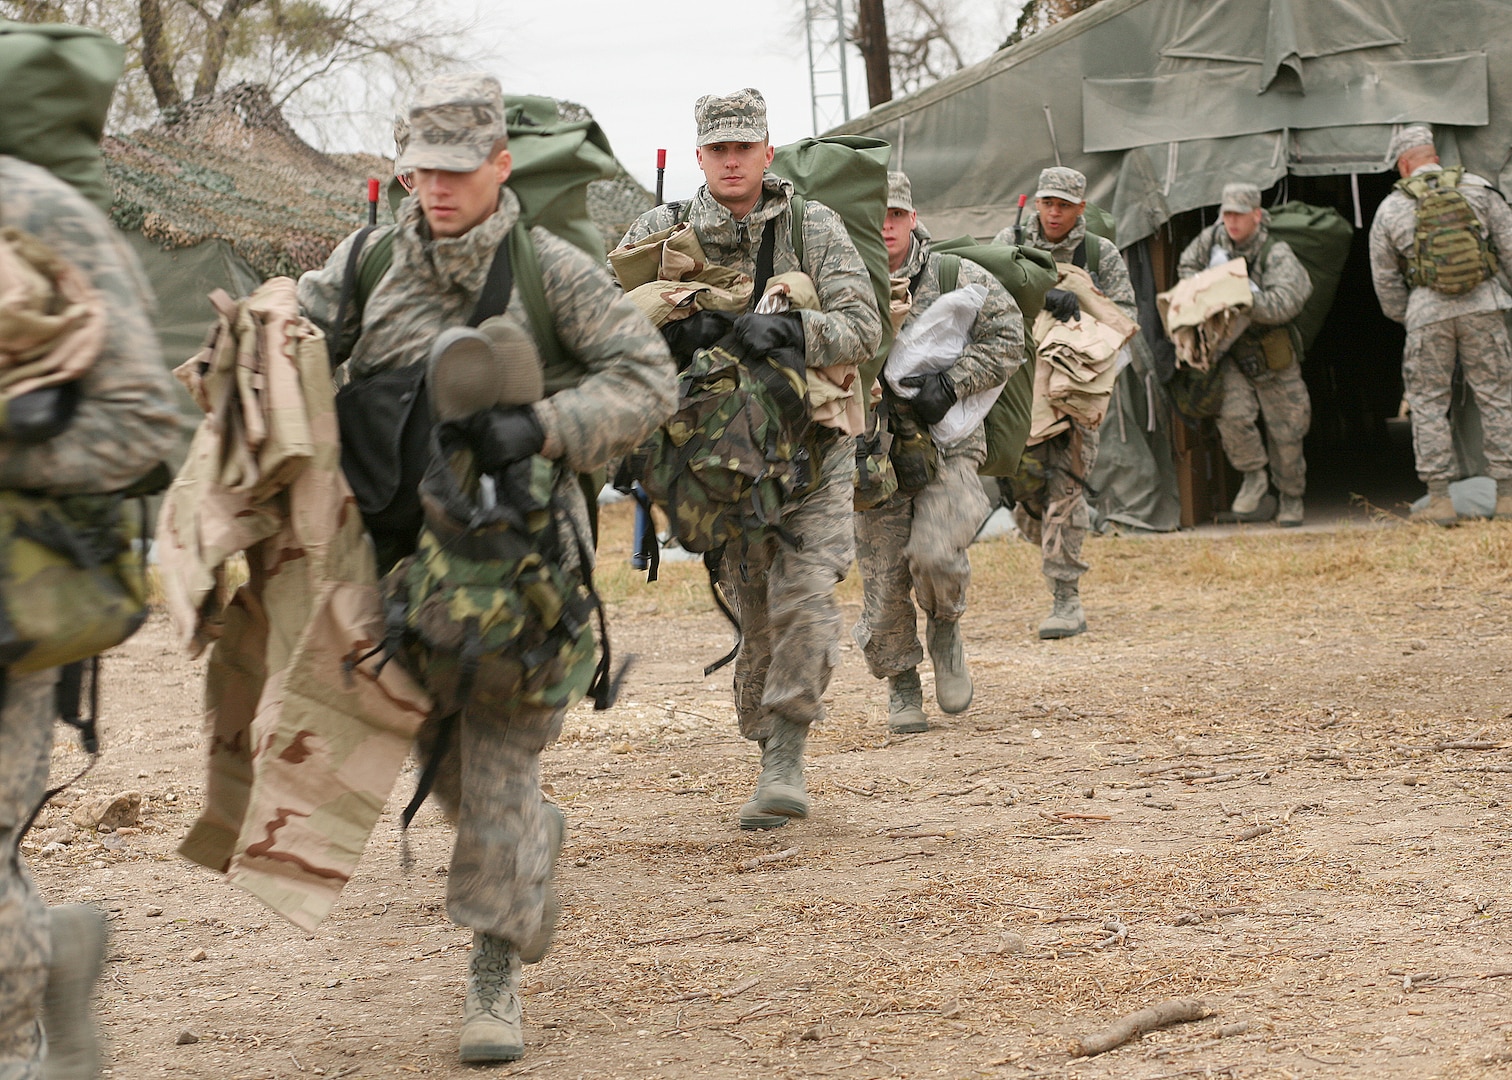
{"left": 804, "top": 0, "right": 852, "bottom": 135}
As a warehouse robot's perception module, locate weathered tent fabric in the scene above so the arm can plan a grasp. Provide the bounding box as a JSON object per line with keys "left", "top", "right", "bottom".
{"left": 837, "top": 0, "right": 1512, "bottom": 247}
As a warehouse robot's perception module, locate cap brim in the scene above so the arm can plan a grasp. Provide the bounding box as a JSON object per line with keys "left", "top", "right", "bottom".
{"left": 887, "top": 201, "right": 914, "bottom": 212}
{"left": 1219, "top": 202, "right": 1255, "bottom": 214}
{"left": 697, "top": 125, "right": 767, "bottom": 146}
{"left": 1034, "top": 188, "right": 1084, "bottom": 203}
{"left": 396, "top": 144, "right": 491, "bottom": 173}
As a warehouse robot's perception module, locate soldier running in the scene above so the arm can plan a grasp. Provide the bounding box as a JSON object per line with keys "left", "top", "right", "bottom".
{"left": 298, "top": 74, "right": 675, "bottom": 1065}
{"left": 1369, "top": 124, "right": 1512, "bottom": 525}
{"left": 1177, "top": 181, "right": 1313, "bottom": 528}
{"left": 854, "top": 171, "right": 1023, "bottom": 732}
{"left": 619, "top": 89, "right": 882, "bottom": 829}
{"left": 994, "top": 166, "right": 1135, "bottom": 637}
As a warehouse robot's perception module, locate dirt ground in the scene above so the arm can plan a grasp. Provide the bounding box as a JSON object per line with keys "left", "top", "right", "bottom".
{"left": 22, "top": 501, "right": 1512, "bottom": 1080}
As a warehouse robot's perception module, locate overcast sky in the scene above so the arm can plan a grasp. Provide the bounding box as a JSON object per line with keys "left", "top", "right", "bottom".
{"left": 438, "top": 2, "right": 1019, "bottom": 199}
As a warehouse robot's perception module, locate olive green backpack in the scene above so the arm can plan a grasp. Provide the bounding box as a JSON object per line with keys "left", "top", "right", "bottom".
{"left": 928, "top": 239, "right": 1059, "bottom": 478}
{"left": 1393, "top": 167, "right": 1497, "bottom": 299}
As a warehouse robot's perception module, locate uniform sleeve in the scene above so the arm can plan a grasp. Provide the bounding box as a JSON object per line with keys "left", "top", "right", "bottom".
{"left": 1475, "top": 188, "right": 1512, "bottom": 296}
{"left": 296, "top": 226, "right": 393, "bottom": 349}
{"left": 0, "top": 169, "right": 179, "bottom": 494}
{"left": 1367, "top": 205, "right": 1410, "bottom": 325}
{"left": 1176, "top": 228, "right": 1211, "bottom": 280}
{"left": 991, "top": 225, "right": 1016, "bottom": 246}
{"left": 796, "top": 200, "right": 883, "bottom": 370}
{"left": 950, "top": 258, "right": 1023, "bottom": 398}
{"left": 616, "top": 204, "right": 678, "bottom": 251}
{"left": 1091, "top": 236, "right": 1138, "bottom": 321}
{"left": 527, "top": 229, "right": 677, "bottom": 473}
{"left": 1250, "top": 240, "right": 1312, "bottom": 326}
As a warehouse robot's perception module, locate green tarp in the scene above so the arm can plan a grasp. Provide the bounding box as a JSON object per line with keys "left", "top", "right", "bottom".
{"left": 836, "top": 0, "right": 1512, "bottom": 247}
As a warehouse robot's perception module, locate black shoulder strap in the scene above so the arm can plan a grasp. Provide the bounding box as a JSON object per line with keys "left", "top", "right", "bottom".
{"left": 469, "top": 237, "right": 514, "bottom": 327}
{"left": 753, "top": 218, "right": 778, "bottom": 302}
{"left": 1071, "top": 238, "right": 1088, "bottom": 270}
{"left": 331, "top": 225, "right": 378, "bottom": 369}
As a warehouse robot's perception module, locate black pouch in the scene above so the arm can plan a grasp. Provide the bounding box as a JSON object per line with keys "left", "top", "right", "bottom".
{"left": 1227, "top": 330, "right": 1268, "bottom": 380}
{"left": 335, "top": 365, "right": 430, "bottom": 568}
{"left": 887, "top": 404, "right": 938, "bottom": 496}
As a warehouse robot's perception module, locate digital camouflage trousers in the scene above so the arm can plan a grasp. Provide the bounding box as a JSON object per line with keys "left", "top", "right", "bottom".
{"left": 1215, "top": 355, "right": 1311, "bottom": 497}
{"left": 0, "top": 670, "right": 60, "bottom": 1080}
{"left": 727, "top": 435, "right": 854, "bottom": 741}
{"left": 853, "top": 453, "right": 990, "bottom": 679}
{"left": 1403, "top": 310, "right": 1512, "bottom": 482}
{"left": 1014, "top": 421, "right": 1099, "bottom": 582}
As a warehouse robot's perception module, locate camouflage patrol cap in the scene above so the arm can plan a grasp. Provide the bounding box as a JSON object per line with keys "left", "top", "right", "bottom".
{"left": 1034, "top": 166, "right": 1086, "bottom": 204}
{"left": 1219, "top": 182, "right": 1262, "bottom": 214}
{"left": 695, "top": 88, "right": 768, "bottom": 146}
{"left": 398, "top": 73, "right": 506, "bottom": 173}
{"left": 1387, "top": 124, "right": 1436, "bottom": 163}
{"left": 887, "top": 172, "right": 914, "bottom": 212}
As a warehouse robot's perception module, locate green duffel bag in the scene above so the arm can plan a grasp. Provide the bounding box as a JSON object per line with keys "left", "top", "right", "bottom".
{"left": 0, "top": 491, "right": 146, "bottom": 675}
{"left": 931, "top": 240, "right": 1057, "bottom": 477}
{"left": 768, "top": 135, "right": 893, "bottom": 394}
{"left": 1263, "top": 201, "right": 1354, "bottom": 352}
{"left": 0, "top": 19, "right": 123, "bottom": 214}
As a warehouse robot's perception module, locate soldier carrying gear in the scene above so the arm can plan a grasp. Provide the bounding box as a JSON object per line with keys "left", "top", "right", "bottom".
{"left": 993, "top": 166, "right": 1137, "bottom": 637}
{"left": 1177, "top": 181, "right": 1314, "bottom": 529}
{"left": 1369, "top": 124, "right": 1512, "bottom": 526}
{"left": 619, "top": 88, "right": 882, "bottom": 831}
{"left": 854, "top": 171, "right": 1023, "bottom": 733}
{"left": 297, "top": 74, "right": 676, "bottom": 1066}
{"left": 0, "top": 20, "right": 180, "bottom": 1079}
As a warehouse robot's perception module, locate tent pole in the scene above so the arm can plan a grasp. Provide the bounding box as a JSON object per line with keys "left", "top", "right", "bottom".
{"left": 1042, "top": 105, "right": 1062, "bottom": 167}
{"left": 1351, "top": 173, "right": 1363, "bottom": 229}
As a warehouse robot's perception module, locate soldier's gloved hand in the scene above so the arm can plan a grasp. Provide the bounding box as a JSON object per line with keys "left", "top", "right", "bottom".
{"left": 898, "top": 371, "right": 958, "bottom": 426}
{"left": 446, "top": 406, "right": 545, "bottom": 472}
{"left": 0, "top": 384, "right": 79, "bottom": 443}
{"left": 731, "top": 312, "right": 804, "bottom": 358}
{"left": 1043, "top": 288, "right": 1081, "bottom": 323}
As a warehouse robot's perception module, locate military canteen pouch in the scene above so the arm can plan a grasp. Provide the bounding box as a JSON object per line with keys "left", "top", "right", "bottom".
{"left": 0, "top": 491, "right": 145, "bottom": 674}
{"left": 1229, "top": 326, "right": 1293, "bottom": 378}
{"left": 853, "top": 411, "right": 898, "bottom": 511}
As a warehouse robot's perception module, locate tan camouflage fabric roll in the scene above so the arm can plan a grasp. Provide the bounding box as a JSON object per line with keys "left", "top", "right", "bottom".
{"left": 0, "top": 225, "right": 105, "bottom": 399}
{"left": 158, "top": 277, "right": 432, "bottom": 932}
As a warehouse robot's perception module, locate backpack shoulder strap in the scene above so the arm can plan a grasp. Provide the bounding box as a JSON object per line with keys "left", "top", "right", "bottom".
{"left": 1257, "top": 235, "right": 1276, "bottom": 274}
{"left": 1082, "top": 233, "right": 1101, "bottom": 274}
{"left": 507, "top": 225, "right": 569, "bottom": 377}
{"left": 937, "top": 253, "right": 961, "bottom": 295}
{"left": 468, "top": 237, "right": 514, "bottom": 327}
{"left": 331, "top": 225, "right": 378, "bottom": 369}
{"left": 754, "top": 218, "right": 778, "bottom": 300}
{"left": 788, "top": 193, "right": 807, "bottom": 268}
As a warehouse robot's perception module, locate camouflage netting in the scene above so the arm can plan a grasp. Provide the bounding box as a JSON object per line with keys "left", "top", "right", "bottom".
{"left": 105, "top": 85, "right": 653, "bottom": 280}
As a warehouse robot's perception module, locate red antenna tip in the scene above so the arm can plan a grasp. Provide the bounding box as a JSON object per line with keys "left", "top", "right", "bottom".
{"left": 368, "top": 178, "right": 380, "bottom": 201}
{"left": 657, "top": 148, "right": 667, "bottom": 168}
{"left": 1018, "top": 193, "right": 1028, "bottom": 207}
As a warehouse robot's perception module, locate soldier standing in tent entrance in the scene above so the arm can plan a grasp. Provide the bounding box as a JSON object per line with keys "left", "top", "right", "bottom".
{"left": 619, "top": 89, "right": 882, "bottom": 829}
{"left": 854, "top": 171, "right": 1022, "bottom": 732}
{"left": 1368, "top": 124, "right": 1512, "bottom": 525}
{"left": 1177, "top": 182, "right": 1313, "bottom": 528}
{"left": 993, "top": 166, "right": 1133, "bottom": 638}
{"left": 297, "top": 74, "right": 675, "bottom": 1065}
{"left": 0, "top": 29, "right": 180, "bottom": 1079}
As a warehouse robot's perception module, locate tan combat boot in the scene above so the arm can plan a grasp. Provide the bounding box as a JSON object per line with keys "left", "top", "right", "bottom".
{"left": 1495, "top": 479, "right": 1512, "bottom": 521}
{"left": 1277, "top": 494, "right": 1304, "bottom": 528}
{"left": 459, "top": 933, "right": 524, "bottom": 1063}
{"left": 739, "top": 719, "right": 810, "bottom": 830}
{"left": 925, "top": 618, "right": 973, "bottom": 713}
{"left": 1230, "top": 469, "right": 1268, "bottom": 515}
{"left": 1410, "top": 479, "right": 1458, "bottom": 527}
{"left": 41, "top": 904, "right": 107, "bottom": 1080}
{"left": 887, "top": 668, "right": 929, "bottom": 734}
{"left": 1038, "top": 578, "right": 1087, "bottom": 639}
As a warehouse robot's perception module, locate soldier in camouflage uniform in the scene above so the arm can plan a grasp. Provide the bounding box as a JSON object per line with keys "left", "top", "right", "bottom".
{"left": 0, "top": 51, "right": 180, "bottom": 1080}
{"left": 855, "top": 172, "right": 1022, "bottom": 732}
{"left": 1178, "top": 182, "right": 1313, "bottom": 528}
{"left": 993, "top": 167, "right": 1135, "bottom": 637}
{"left": 298, "top": 75, "right": 675, "bottom": 1065}
{"left": 1368, "top": 124, "right": 1512, "bottom": 525}
{"left": 619, "top": 89, "right": 882, "bottom": 829}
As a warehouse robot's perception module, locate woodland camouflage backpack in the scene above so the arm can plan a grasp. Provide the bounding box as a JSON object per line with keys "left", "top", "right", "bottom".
{"left": 1395, "top": 167, "right": 1500, "bottom": 296}
{"left": 637, "top": 339, "right": 814, "bottom": 558}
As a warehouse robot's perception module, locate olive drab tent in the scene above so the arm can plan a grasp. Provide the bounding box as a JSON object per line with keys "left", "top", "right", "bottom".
{"left": 838, "top": 0, "right": 1512, "bottom": 527}
{"left": 104, "top": 85, "right": 654, "bottom": 454}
